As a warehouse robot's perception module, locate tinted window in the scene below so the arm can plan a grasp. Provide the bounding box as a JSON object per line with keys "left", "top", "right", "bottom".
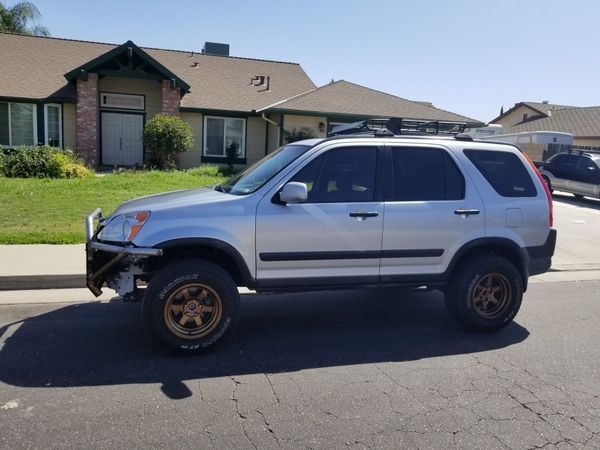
{"left": 575, "top": 156, "right": 600, "bottom": 182}
{"left": 291, "top": 147, "right": 377, "bottom": 203}
{"left": 390, "top": 147, "right": 464, "bottom": 201}
{"left": 222, "top": 144, "right": 310, "bottom": 195}
{"left": 549, "top": 153, "right": 577, "bottom": 168}
{"left": 465, "top": 150, "right": 537, "bottom": 197}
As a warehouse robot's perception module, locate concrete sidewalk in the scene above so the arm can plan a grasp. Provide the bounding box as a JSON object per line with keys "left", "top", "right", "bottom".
{"left": 0, "top": 244, "right": 85, "bottom": 290}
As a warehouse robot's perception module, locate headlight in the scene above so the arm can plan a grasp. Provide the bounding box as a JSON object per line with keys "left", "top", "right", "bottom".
{"left": 98, "top": 211, "right": 150, "bottom": 243}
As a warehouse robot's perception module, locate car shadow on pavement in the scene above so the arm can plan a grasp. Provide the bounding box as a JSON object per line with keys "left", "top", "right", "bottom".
{"left": 0, "top": 288, "right": 529, "bottom": 398}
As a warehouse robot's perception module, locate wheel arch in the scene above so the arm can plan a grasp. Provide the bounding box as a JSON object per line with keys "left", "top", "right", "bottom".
{"left": 446, "top": 238, "right": 529, "bottom": 291}
{"left": 149, "top": 238, "right": 255, "bottom": 288}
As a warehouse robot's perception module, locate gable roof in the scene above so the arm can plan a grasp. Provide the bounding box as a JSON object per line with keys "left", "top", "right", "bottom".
{"left": 0, "top": 32, "right": 316, "bottom": 111}
{"left": 492, "top": 101, "right": 576, "bottom": 123}
{"left": 64, "top": 40, "right": 191, "bottom": 93}
{"left": 498, "top": 106, "right": 600, "bottom": 137}
{"left": 260, "top": 80, "right": 478, "bottom": 123}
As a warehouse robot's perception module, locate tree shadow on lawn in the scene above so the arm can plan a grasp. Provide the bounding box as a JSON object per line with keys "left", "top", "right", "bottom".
{"left": 0, "top": 288, "right": 528, "bottom": 398}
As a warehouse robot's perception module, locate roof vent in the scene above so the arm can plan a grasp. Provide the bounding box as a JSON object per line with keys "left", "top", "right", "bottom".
{"left": 202, "top": 42, "right": 230, "bottom": 56}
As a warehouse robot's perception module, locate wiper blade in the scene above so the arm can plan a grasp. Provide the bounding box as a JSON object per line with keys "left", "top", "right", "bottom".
{"left": 213, "top": 184, "right": 230, "bottom": 193}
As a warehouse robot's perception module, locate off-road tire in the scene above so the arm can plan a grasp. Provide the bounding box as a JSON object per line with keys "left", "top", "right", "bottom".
{"left": 143, "top": 259, "right": 239, "bottom": 354}
{"left": 542, "top": 176, "right": 553, "bottom": 193}
{"left": 446, "top": 256, "right": 523, "bottom": 332}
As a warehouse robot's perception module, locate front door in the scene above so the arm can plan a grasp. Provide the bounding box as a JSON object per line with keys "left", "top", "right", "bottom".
{"left": 101, "top": 112, "right": 143, "bottom": 166}
{"left": 256, "top": 145, "right": 384, "bottom": 287}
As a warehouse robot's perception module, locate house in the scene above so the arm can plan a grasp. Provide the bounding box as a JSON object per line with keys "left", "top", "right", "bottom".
{"left": 0, "top": 32, "right": 477, "bottom": 168}
{"left": 491, "top": 101, "right": 600, "bottom": 149}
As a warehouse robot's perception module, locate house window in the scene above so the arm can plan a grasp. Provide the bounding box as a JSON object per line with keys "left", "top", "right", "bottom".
{"left": 44, "top": 104, "right": 62, "bottom": 147}
{"left": 203, "top": 116, "right": 246, "bottom": 158}
{"left": 0, "top": 102, "right": 37, "bottom": 147}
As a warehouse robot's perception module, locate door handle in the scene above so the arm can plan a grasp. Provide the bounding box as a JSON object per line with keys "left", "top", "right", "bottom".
{"left": 349, "top": 211, "right": 379, "bottom": 218}
{"left": 454, "top": 209, "right": 480, "bottom": 216}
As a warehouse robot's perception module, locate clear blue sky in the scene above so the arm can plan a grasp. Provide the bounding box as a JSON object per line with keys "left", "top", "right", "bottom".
{"left": 24, "top": 0, "right": 600, "bottom": 122}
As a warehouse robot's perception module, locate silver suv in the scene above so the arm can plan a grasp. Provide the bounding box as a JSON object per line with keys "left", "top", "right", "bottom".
{"left": 86, "top": 120, "right": 556, "bottom": 353}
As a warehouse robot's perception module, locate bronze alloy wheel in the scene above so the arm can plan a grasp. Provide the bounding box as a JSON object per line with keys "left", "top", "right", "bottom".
{"left": 471, "top": 273, "right": 512, "bottom": 320}
{"left": 163, "top": 283, "right": 223, "bottom": 340}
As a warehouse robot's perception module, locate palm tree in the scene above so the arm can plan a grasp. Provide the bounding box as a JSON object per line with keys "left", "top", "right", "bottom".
{"left": 0, "top": 1, "right": 50, "bottom": 36}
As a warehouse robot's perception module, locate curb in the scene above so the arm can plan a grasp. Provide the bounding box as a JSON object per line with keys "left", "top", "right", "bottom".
{"left": 0, "top": 274, "right": 85, "bottom": 291}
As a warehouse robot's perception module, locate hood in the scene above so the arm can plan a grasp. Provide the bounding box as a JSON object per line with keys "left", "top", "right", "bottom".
{"left": 111, "top": 187, "right": 229, "bottom": 217}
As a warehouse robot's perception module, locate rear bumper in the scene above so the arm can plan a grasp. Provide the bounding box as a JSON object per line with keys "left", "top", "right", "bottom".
{"left": 526, "top": 228, "right": 557, "bottom": 276}
{"left": 85, "top": 208, "right": 162, "bottom": 296}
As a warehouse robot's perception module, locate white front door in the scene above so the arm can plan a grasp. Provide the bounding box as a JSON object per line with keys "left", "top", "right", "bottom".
{"left": 101, "top": 112, "right": 143, "bottom": 166}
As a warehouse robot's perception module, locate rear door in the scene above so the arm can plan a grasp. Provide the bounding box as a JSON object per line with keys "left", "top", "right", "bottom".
{"left": 569, "top": 155, "right": 600, "bottom": 197}
{"left": 544, "top": 153, "right": 579, "bottom": 190}
{"left": 380, "top": 145, "right": 485, "bottom": 280}
{"left": 256, "top": 145, "right": 385, "bottom": 286}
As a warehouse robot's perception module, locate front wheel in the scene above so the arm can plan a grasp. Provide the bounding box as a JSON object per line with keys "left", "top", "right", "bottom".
{"left": 446, "top": 256, "right": 523, "bottom": 332}
{"left": 143, "top": 260, "right": 240, "bottom": 354}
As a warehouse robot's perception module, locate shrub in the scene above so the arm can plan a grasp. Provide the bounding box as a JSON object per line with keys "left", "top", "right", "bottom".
{"left": 0, "top": 145, "right": 92, "bottom": 178}
{"left": 47, "top": 150, "right": 92, "bottom": 178}
{"left": 143, "top": 113, "right": 194, "bottom": 169}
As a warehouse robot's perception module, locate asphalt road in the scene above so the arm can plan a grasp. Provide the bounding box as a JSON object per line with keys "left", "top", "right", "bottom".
{"left": 1, "top": 281, "right": 599, "bottom": 449}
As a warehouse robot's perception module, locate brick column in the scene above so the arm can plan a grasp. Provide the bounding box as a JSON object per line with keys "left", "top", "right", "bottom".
{"left": 76, "top": 73, "right": 99, "bottom": 166}
{"left": 161, "top": 80, "right": 181, "bottom": 116}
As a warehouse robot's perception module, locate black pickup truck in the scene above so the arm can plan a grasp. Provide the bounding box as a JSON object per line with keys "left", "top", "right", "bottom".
{"left": 534, "top": 152, "right": 600, "bottom": 199}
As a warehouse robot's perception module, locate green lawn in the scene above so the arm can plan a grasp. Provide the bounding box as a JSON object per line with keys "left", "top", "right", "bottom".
{"left": 0, "top": 170, "right": 226, "bottom": 244}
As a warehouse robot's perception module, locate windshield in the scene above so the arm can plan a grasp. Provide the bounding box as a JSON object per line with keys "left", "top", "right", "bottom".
{"left": 219, "top": 144, "right": 312, "bottom": 195}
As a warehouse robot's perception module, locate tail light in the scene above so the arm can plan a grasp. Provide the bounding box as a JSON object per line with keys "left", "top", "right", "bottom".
{"left": 523, "top": 152, "right": 553, "bottom": 227}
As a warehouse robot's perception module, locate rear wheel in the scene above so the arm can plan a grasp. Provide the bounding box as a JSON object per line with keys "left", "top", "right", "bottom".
{"left": 143, "top": 260, "right": 239, "bottom": 354}
{"left": 542, "top": 176, "right": 553, "bottom": 193}
{"left": 446, "top": 256, "right": 523, "bottom": 332}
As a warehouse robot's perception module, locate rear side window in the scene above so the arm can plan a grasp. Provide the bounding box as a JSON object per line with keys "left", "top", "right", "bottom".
{"left": 464, "top": 149, "right": 537, "bottom": 197}
{"left": 389, "top": 147, "right": 464, "bottom": 201}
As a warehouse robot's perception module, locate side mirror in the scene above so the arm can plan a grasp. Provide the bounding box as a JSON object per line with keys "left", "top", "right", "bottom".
{"left": 279, "top": 182, "right": 308, "bottom": 204}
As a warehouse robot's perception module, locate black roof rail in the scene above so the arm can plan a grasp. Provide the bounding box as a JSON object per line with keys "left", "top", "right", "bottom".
{"left": 568, "top": 147, "right": 600, "bottom": 157}
{"left": 328, "top": 117, "right": 468, "bottom": 138}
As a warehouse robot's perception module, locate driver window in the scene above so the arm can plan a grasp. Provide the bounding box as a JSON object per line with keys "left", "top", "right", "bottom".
{"left": 291, "top": 147, "right": 377, "bottom": 203}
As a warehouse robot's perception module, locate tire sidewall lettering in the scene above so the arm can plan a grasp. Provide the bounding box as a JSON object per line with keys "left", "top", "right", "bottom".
{"left": 158, "top": 274, "right": 200, "bottom": 300}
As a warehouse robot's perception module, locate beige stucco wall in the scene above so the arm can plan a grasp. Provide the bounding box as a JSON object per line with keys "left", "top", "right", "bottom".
{"left": 98, "top": 77, "right": 162, "bottom": 120}
{"left": 574, "top": 137, "right": 600, "bottom": 147}
{"left": 178, "top": 112, "right": 203, "bottom": 169}
{"left": 63, "top": 102, "right": 76, "bottom": 150}
{"left": 493, "top": 105, "right": 543, "bottom": 128}
{"left": 283, "top": 114, "right": 327, "bottom": 141}
{"left": 246, "top": 116, "right": 267, "bottom": 165}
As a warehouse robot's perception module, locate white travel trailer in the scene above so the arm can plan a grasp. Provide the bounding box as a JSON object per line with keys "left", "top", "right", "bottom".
{"left": 476, "top": 131, "right": 574, "bottom": 161}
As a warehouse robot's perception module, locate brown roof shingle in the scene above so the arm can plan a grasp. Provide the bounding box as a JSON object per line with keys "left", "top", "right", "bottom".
{"left": 261, "top": 80, "right": 478, "bottom": 122}
{"left": 501, "top": 106, "right": 600, "bottom": 136}
{"left": 0, "top": 33, "right": 316, "bottom": 111}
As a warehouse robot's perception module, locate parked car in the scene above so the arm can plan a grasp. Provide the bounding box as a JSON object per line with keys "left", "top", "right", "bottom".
{"left": 85, "top": 119, "right": 556, "bottom": 353}
{"left": 534, "top": 151, "right": 600, "bottom": 199}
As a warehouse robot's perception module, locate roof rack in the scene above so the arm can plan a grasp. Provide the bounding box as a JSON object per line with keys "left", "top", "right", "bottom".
{"left": 328, "top": 117, "right": 468, "bottom": 137}
{"left": 568, "top": 148, "right": 600, "bottom": 157}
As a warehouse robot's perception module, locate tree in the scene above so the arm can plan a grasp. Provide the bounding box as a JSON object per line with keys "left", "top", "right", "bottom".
{"left": 0, "top": 1, "right": 50, "bottom": 36}
{"left": 143, "top": 113, "right": 194, "bottom": 169}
